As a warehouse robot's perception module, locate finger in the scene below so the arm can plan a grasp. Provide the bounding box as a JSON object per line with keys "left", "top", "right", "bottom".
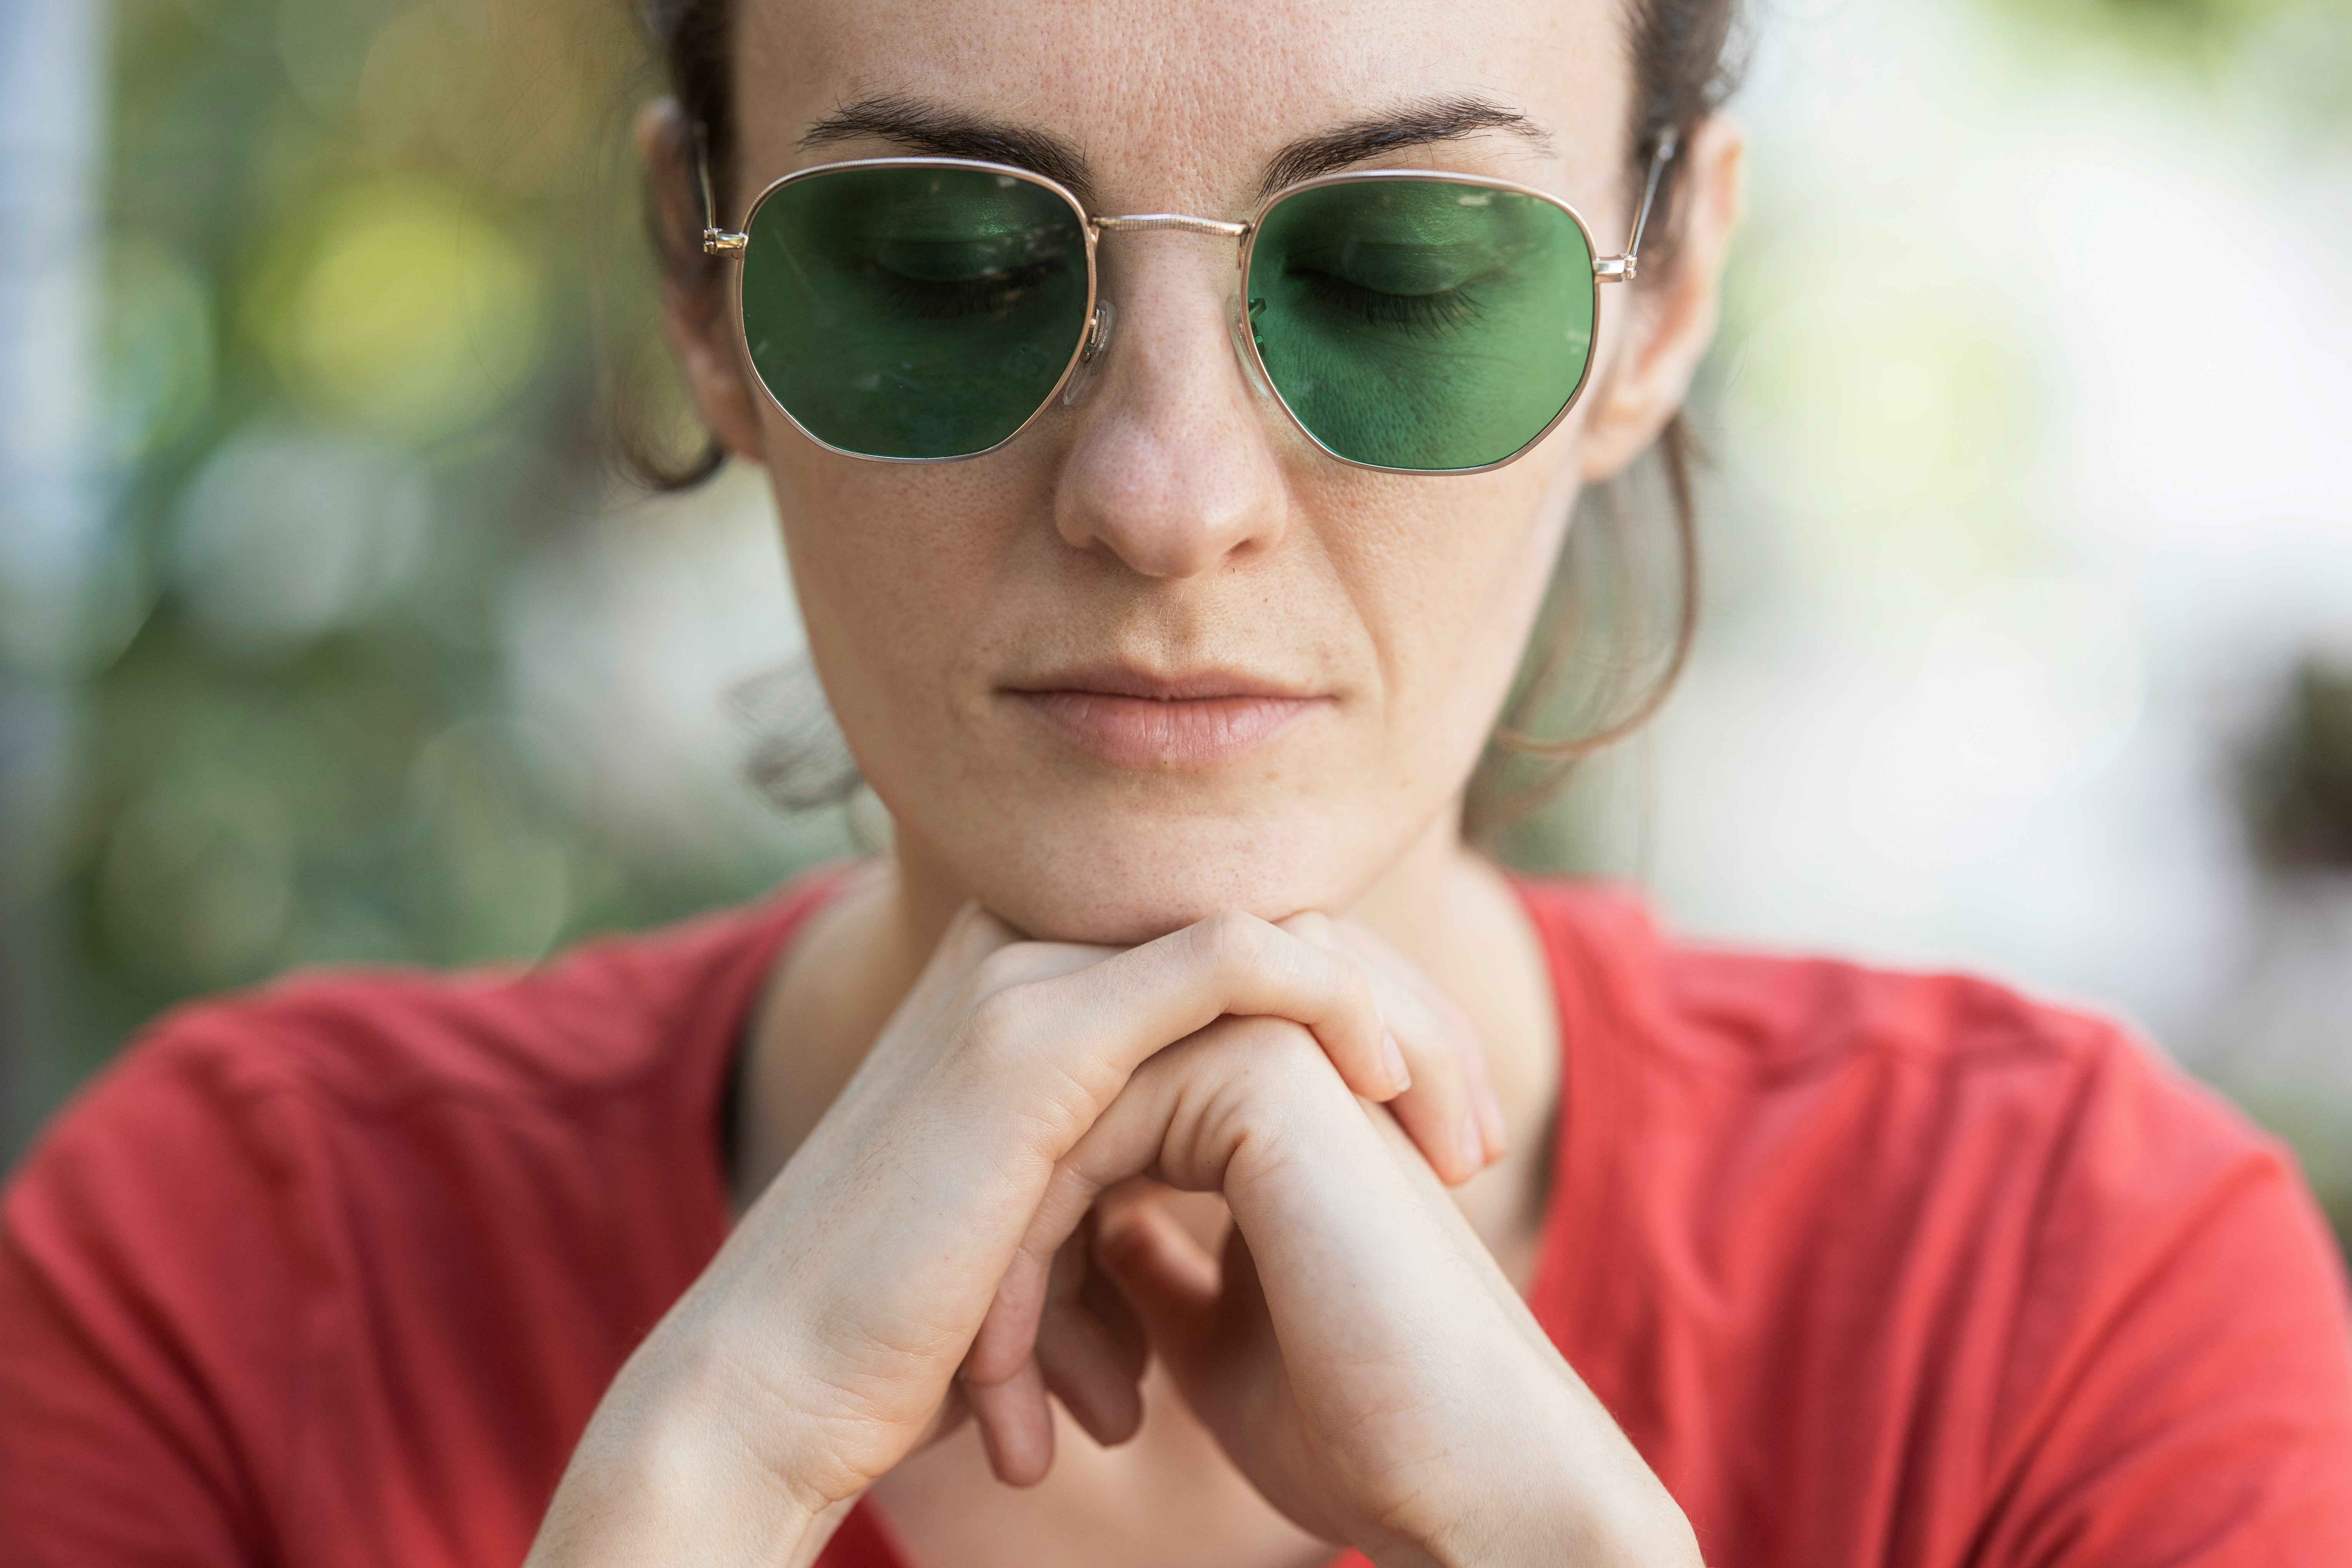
{"left": 1095, "top": 1201, "right": 1220, "bottom": 1368}
{"left": 1078, "top": 1231, "right": 1149, "bottom": 1379}
{"left": 1329, "top": 917, "right": 1505, "bottom": 1148}
{"left": 968, "top": 1019, "right": 1332, "bottom": 1390}
{"left": 1298, "top": 912, "right": 1477, "bottom": 1184}
{"left": 1034, "top": 1224, "right": 1148, "bottom": 1447}
{"left": 1095, "top": 1204, "right": 1258, "bottom": 1476}
{"left": 966, "top": 1171, "right": 1121, "bottom": 1391}
{"left": 1332, "top": 917, "right": 1507, "bottom": 1160}
{"left": 968, "top": 1228, "right": 1153, "bottom": 1475}
{"left": 1281, "top": 913, "right": 1495, "bottom": 1185}
{"left": 1336, "top": 916, "right": 1502, "bottom": 1172}
{"left": 949, "top": 910, "right": 1400, "bottom": 1173}
{"left": 962, "top": 1351, "right": 1055, "bottom": 1487}
{"left": 919, "top": 900, "right": 1125, "bottom": 1026}
{"left": 964, "top": 1041, "right": 1208, "bottom": 1388}
{"left": 887, "top": 901, "right": 1024, "bottom": 1041}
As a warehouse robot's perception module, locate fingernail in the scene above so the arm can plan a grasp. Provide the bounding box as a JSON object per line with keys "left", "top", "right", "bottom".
{"left": 1381, "top": 1032, "right": 1411, "bottom": 1093}
{"left": 1458, "top": 1113, "right": 1485, "bottom": 1177}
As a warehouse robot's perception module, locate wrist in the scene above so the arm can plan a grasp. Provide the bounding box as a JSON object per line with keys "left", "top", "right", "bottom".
{"left": 1460, "top": 1493, "right": 1701, "bottom": 1568}
{"left": 1408, "top": 1481, "right": 1698, "bottom": 1568}
{"left": 530, "top": 1410, "right": 824, "bottom": 1568}
{"left": 530, "top": 1330, "right": 844, "bottom": 1567}
{"left": 1415, "top": 1385, "right": 1699, "bottom": 1568}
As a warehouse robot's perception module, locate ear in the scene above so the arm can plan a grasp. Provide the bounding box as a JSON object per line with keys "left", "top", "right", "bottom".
{"left": 1576, "top": 113, "right": 1747, "bottom": 483}
{"left": 635, "top": 98, "right": 767, "bottom": 465}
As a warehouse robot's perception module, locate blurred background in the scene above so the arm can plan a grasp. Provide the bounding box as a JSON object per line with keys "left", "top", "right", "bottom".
{"left": 2, "top": 0, "right": 2347, "bottom": 1251}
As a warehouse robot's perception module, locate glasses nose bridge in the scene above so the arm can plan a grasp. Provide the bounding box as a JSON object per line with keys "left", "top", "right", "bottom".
{"left": 1090, "top": 212, "right": 1251, "bottom": 245}
{"left": 1070, "top": 211, "right": 1264, "bottom": 411}
{"left": 1083, "top": 212, "right": 1253, "bottom": 333}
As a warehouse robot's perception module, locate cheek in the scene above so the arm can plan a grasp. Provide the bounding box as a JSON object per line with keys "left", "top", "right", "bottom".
{"left": 762, "top": 436, "right": 1039, "bottom": 749}
{"left": 1336, "top": 450, "right": 1580, "bottom": 772}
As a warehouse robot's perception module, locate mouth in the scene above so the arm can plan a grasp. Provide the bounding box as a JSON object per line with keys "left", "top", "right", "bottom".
{"left": 1000, "top": 666, "right": 1332, "bottom": 770}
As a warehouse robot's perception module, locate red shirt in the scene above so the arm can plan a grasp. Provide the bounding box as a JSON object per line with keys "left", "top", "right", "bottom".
{"left": 5, "top": 872, "right": 2349, "bottom": 1566}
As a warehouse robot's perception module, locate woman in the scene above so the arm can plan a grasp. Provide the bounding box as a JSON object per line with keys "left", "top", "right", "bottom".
{"left": 5, "top": 0, "right": 2350, "bottom": 1563}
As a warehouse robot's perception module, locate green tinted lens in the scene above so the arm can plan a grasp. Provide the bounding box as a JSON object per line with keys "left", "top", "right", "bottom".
{"left": 739, "top": 165, "right": 1091, "bottom": 459}
{"left": 1244, "top": 178, "right": 1596, "bottom": 471}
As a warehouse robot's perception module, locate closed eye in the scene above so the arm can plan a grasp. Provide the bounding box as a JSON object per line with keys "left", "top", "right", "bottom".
{"left": 1288, "top": 269, "right": 1485, "bottom": 335}
{"left": 861, "top": 258, "right": 1069, "bottom": 320}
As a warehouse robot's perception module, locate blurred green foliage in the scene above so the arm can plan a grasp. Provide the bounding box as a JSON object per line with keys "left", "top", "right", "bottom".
{"left": 1978, "top": 0, "right": 2352, "bottom": 130}
{"left": 19, "top": 0, "right": 828, "bottom": 1131}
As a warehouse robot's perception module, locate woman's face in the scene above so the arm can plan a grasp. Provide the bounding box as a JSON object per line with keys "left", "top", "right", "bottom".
{"left": 686, "top": 0, "right": 1732, "bottom": 943}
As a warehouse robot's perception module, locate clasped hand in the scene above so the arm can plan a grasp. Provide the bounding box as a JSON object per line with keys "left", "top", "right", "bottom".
{"left": 528, "top": 907, "right": 1697, "bottom": 1568}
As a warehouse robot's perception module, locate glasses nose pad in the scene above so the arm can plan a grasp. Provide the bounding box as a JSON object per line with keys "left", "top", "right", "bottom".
{"left": 1060, "top": 301, "right": 1119, "bottom": 407}
{"left": 1227, "top": 292, "right": 1272, "bottom": 401}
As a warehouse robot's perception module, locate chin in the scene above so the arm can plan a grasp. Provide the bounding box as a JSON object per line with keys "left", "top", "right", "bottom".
{"left": 945, "top": 801, "right": 1402, "bottom": 946}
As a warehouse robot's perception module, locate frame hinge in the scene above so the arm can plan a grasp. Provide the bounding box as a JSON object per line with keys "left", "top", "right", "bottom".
{"left": 1593, "top": 256, "right": 1635, "bottom": 283}
{"left": 704, "top": 229, "right": 747, "bottom": 256}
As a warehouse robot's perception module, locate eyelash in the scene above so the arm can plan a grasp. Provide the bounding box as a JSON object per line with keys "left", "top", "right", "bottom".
{"left": 1290, "top": 271, "right": 1485, "bottom": 336}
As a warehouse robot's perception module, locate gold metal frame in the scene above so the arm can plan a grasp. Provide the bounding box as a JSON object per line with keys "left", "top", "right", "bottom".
{"left": 705, "top": 155, "right": 1103, "bottom": 465}
{"left": 700, "top": 132, "right": 1678, "bottom": 473}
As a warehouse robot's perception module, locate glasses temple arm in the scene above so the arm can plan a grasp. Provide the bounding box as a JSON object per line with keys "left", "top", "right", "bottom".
{"left": 1594, "top": 127, "right": 1679, "bottom": 283}
{"left": 696, "top": 126, "right": 747, "bottom": 257}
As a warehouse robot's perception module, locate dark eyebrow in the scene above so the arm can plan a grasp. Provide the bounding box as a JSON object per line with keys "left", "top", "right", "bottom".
{"left": 1254, "top": 97, "right": 1554, "bottom": 200}
{"left": 797, "top": 93, "right": 1551, "bottom": 216}
{"left": 800, "top": 95, "right": 1097, "bottom": 207}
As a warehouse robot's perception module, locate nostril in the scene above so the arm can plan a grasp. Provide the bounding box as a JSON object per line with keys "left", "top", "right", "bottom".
{"left": 1061, "top": 302, "right": 1120, "bottom": 408}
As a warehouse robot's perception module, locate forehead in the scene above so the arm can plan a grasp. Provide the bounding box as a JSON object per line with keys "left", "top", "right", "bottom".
{"left": 733, "top": 0, "right": 1632, "bottom": 204}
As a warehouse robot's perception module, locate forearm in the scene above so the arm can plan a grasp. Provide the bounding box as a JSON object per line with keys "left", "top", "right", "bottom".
{"left": 1412, "top": 1381, "right": 1704, "bottom": 1568}
{"left": 527, "top": 1410, "right": 855, "bottom": 1568}
{"left": 525, "top": 1333, "right": 848, "bottom": 1568}
{"left": 1460, "top": 1483, "right": 1703, "bottom": 1568}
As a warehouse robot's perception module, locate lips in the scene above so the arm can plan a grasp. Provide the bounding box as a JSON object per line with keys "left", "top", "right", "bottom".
{"left": 1002, "top": 666, "right": 1331, "bottom": 769}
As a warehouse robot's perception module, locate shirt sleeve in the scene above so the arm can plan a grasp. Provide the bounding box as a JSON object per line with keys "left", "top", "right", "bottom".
{"left": 1978, "top": 1049, "right": 2352, "bottom": 1567}
{"left": 0, "top": 1032, "right": 308, "bottom": 1566}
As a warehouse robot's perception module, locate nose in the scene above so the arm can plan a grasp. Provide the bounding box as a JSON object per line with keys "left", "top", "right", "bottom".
{"left": 1052, "top": 246, "right": 1289, "bottom": 580}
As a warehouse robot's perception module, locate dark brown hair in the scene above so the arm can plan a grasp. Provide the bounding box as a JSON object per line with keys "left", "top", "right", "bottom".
{"left": 625, "top": 0, "right": 1745, "bottom": 829}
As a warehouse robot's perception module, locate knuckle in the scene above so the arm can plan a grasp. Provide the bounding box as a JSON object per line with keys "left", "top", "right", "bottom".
{"left": 959, "top": 985, "right": 1034, "bottom": 1064}
{"left": 1220, "top": 1014, "right": 1330, "bottom": 1086}
{"left": 958, "top": 985, "right": 1106, "bottom": 1154}
{"left": 1192, "top": 909, "right": 1267, "bottom": 975}
{"left": 1235, "top": 1032, "right": 1346, "bottom": 1150}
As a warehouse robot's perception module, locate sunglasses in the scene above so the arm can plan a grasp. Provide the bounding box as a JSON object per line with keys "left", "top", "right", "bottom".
{"left": 698, "top": 132, "right": 1676, "bottom": 475}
